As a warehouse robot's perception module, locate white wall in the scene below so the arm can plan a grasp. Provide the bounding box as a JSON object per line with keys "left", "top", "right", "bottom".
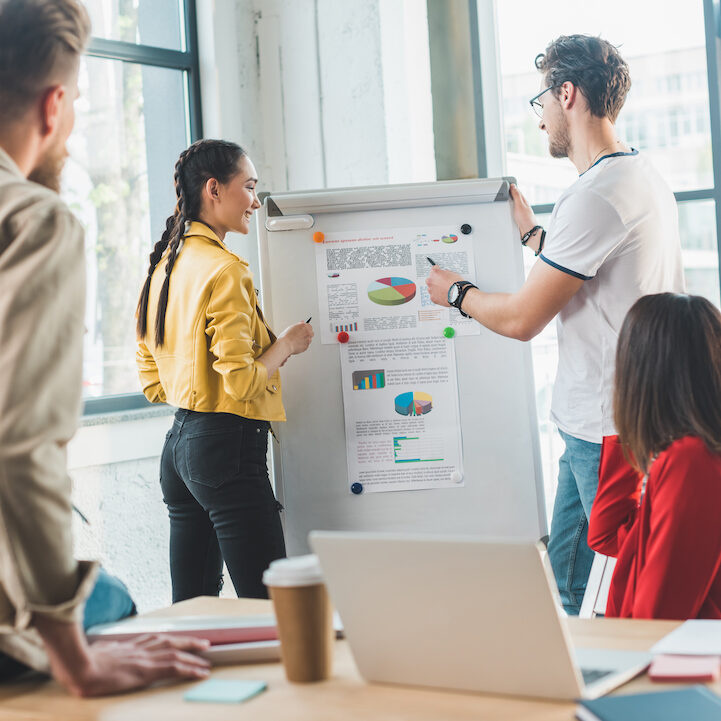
{"left": 198, "top": 0, "right": 436, "bottom": 275}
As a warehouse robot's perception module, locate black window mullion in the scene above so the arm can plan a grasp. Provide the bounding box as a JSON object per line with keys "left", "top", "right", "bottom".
{"left": 183, "top": 0, "right": 203, "bottom": 141}
{"left": 531, "top": 188, "right": 716, "bottom": 217}
{"left": 87, "top": 37, "right": 192, "bottom": 70}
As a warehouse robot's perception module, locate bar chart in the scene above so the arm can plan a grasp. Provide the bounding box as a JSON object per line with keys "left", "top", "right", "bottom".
{"left": 352, "top": 369, "right": 385, "bottom": 390}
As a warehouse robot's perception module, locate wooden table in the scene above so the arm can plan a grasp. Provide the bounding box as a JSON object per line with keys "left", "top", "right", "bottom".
{"left": 0, "top": 598, "right": 715, "bottom": 721}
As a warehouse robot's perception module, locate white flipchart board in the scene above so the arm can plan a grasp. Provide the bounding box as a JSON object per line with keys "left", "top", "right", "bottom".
{"left": 257, "top": 178, "right": 547, "bottom": 555}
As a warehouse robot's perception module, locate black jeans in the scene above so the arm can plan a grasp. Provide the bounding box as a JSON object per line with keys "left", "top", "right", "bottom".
{"left": 160, "top": 409, "right": 286, "bottom": 602}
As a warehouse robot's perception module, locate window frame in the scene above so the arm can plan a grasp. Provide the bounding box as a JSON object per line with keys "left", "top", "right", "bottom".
{"left": 81, "top": 0, "right": 202, "bottom": 416}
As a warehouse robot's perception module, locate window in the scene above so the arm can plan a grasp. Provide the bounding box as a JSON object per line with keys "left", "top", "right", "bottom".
{"left": 64, "top": 0, "right": 201, "bottom": 411}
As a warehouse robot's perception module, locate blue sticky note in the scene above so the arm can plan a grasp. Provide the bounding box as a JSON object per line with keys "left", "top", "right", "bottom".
{"left": 183, "top": 679, "right": 267, "bottom": 704}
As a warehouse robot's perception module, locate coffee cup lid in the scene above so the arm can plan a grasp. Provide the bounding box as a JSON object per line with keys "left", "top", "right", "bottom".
{"left": 262, "top": 554, "right": 325, "bottom": 587}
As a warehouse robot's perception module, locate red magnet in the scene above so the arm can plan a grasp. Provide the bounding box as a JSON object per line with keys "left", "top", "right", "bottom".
{"left": 313, "top": 231, "right": 325, "bottom": 243}
{"left": 337, "top": 331, "right": 350, "bottom": 343}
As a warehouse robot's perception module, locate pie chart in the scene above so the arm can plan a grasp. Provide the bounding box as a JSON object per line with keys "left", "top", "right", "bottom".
{"left": 367, "top": 277, "right": 417, "bottom": 306}
{"left": 395, "top": 391, "right": 433, "bottom": 416}
{"left": 441, "top": 234, "right": 458, "bottom": 244}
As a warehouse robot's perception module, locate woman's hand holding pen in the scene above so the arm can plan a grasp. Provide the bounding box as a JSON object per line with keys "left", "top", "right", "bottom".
{"left": 258, "top": 320, "right": 314, "bottom": 376}
{"left": 278, "top": 321, "right": 314, "bottom": 356}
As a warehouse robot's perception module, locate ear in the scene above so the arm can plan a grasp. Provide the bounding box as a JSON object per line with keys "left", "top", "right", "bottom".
{"left": 558, "top": 81, "right": 579, "bottom": 111}
{"left": 204, "top": 177, "right": 220, "bottom": 202}
{"left": 39, "top": 85, "right": 65, "bottom": 137}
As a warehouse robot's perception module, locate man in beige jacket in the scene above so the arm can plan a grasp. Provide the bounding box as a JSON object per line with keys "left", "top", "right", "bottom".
{"left": 0, "top": 0, "right": 211, "bottom": 695}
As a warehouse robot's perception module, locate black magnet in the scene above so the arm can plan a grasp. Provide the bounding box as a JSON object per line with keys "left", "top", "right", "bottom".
{"left": 351, "top": 482, "right": 363, "bottom": 495}
{"left": 460, "top": 223, "right": 472, "bottom": 235}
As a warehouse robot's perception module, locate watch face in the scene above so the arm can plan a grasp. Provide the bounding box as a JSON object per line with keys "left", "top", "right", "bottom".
{"left": 448, "top": 283, "right": 460, "bottom": 305}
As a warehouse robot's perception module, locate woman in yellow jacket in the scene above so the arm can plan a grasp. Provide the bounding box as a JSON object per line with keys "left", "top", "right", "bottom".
{"left": 136, "top": 139, "right": 313, "bottom": 601}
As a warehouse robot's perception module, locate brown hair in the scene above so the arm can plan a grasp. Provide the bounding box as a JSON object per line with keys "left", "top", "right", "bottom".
{"left": 135, "top": 139, "right": 247, "bottom": 346}
{"left": 614, "top": 293, "right": 721, "bottom": 474}
{"left": 0, "top": 0, "right": 90, "bottom": 122}
{"left": 535, "top": 35, "right": 631, "bottom": 123}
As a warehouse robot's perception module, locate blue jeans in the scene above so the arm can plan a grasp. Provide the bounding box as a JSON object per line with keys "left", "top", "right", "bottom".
{"left": 83, "top": 567, "right": 136, "bottom": 630}
{"left": 547, "top": 430, "right": 602, "bottom": 615}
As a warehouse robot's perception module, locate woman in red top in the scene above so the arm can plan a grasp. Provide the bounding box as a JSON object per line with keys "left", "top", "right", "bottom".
{"left": 588, "top": 293, "right": 721, "bottom": 620}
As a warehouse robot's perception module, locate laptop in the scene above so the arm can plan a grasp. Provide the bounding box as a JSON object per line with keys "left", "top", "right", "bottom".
{"left": 309, "top": 532, "right": 651, "bottom": 700}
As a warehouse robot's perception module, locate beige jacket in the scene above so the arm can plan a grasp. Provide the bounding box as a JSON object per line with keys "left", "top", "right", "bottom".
{"left": 0, "top": 148, "right": 97, "bottom": 671}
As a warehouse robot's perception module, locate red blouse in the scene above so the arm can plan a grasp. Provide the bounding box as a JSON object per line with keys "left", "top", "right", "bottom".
{"left": 588, "top": 435, "right": 721, "bottom": 620}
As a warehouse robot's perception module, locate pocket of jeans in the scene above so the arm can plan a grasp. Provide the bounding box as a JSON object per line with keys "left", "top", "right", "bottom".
{"left": 185, "top": 428, "right": 242, "bottom": 488}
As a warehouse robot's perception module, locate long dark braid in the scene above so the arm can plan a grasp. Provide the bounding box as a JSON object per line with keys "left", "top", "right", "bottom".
{"left": 135, "top": 139, "right": 247, "bottom": 346}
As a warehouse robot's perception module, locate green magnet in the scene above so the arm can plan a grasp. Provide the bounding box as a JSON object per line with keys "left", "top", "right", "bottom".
{"left": 443, "top": 326, "right": 455, "bottom": 338}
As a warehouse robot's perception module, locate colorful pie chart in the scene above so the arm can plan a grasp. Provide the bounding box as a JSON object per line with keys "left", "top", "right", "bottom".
{"left": 395, "top": 391, "right": 433, "bottom": 416}
{"left": 441, "top": 234, "right": 458, "bottom": 244}
{"left": 367, "top": 277, "right": 417, "bottom": 306}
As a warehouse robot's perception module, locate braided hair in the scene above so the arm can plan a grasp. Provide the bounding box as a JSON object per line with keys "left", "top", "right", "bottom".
{"left": 135, "top": 139, "right": 247, "bottom": 346}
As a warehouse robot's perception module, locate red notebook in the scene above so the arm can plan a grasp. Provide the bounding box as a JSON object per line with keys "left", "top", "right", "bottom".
{"left": 648, "top": 654, "right": 721, "bottom": 683}
{"left": 86, "top": 614, "right": 278, "bottom": 646}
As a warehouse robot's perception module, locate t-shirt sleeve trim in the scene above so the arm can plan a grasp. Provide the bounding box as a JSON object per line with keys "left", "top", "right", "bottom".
{"left": 539, "top": 253, "right": 593, "bottom": 281}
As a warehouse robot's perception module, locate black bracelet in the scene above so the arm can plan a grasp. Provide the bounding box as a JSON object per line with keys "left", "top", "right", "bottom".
{"left": 521, "top": 225, "right": 542, "bottom": 246}
{"left": 534, "top": 229, "right": 546, "bottom": 257}
{"left": 457, "top": 283, "right": 477, "bottom": 318}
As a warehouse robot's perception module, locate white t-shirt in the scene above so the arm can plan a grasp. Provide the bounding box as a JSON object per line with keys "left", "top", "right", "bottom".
{"left": 541, "top": 150, "right": 684, "bottom": 443}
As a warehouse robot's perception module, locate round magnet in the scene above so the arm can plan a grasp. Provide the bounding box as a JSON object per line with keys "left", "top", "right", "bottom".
{"left": 443, "top": 326, "right": 455, "bottom": 338}
{"left": 460, "top": 224, "right": 472, "bottom": 235}
{"left": 313, "top": 231, "right": 325, "bottom": 243}
{"left": 450, "top": 470, "right": 463, "bottom": 484}
{"left": 351, "top": 482, "right": 363, "bottom": 495}
{"left": 337, "top": 331, "right": 350, "bottom": 343}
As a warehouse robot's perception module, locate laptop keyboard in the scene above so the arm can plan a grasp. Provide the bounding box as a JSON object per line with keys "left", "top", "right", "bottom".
{"left": 581, "top": 667, "right": 614, "bottom": 685}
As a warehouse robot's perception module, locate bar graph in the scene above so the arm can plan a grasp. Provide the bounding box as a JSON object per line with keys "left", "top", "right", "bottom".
{"left": 333, "top": 322, "right": 358, "bottom": 332}
{"left": 393, "top": 436, "right": 444, "bottom": 463}
{"left": 352, "top": 369, "right": 385, "bottom": 390}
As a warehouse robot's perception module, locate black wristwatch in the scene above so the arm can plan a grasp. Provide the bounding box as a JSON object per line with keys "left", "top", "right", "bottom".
{"left": 447, "top": 280, "right": 477, "bottom": 318}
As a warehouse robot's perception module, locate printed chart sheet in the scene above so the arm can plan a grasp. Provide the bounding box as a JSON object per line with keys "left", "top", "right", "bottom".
{"left": 339, "top": 335, "right": 464, "bottom": 494}
{"left": 315, "top": 225, "right": 480, "bottom": 344}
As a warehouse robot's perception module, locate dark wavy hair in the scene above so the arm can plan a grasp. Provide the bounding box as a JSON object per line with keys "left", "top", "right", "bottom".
{"left": 614, "top": 293, "right": 721, "bottom": 474}
{"left": 136, "top": 139, "right": 246, "bottom": 346}
{"left": 535, "top": 35, "right": 631, "bottom": 122}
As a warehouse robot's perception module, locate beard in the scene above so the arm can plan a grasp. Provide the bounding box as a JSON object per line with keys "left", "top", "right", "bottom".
{"left": 27, "top": 143, "right": 67, "bottom": 193}
{"left": 547, "top": 114, "right": 571, "bottom": 159}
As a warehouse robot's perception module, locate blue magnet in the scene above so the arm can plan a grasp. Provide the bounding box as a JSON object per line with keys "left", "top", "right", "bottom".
{"left": 351, "top": 482, "right": 363, "bottom": 495}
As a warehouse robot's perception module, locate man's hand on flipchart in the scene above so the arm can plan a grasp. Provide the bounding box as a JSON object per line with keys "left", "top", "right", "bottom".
{"left": 509, "top": 183, "right": 538, "bottom": 239}
{"left": 425, "top": 265, "right": 463, "bottom": 307}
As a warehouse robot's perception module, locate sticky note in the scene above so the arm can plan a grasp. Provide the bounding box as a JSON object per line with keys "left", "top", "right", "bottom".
{"left": 184, "top": 679, "right": 267, "bottom": 704}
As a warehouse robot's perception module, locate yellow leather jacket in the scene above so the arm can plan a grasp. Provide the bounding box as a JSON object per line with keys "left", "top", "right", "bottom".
{"left": 136, "top": 221, "right": 285, "bottom": 421}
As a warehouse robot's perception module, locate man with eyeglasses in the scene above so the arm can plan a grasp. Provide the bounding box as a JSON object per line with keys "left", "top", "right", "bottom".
{"left": 427, "top": 34, "right": 684, "bottom": 615}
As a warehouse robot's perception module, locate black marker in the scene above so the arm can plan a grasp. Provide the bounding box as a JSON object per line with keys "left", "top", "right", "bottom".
{"left": 427, "top": 257, "right": 437, "bottom": 266}
{"left": 306, "top": 317, "right": 312, "bottom": 323}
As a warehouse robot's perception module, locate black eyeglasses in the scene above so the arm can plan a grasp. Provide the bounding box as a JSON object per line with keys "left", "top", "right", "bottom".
{"left": 529, "top": 85, "right": 559, "bottom": 118}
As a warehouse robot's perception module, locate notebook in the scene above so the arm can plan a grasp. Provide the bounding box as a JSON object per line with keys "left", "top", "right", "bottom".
{"left": 576, "top": 685, "right": 721, "bottom": 721}
{"left": 310, "top": 532, "right": 651, "bottom": 700}
{"left": 86, "top": 614, "right": 278, "bottom": 645}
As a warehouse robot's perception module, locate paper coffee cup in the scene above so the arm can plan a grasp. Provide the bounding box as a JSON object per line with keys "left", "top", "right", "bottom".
{"left": 263, "top": 555, "right": 333, "bottom": 682}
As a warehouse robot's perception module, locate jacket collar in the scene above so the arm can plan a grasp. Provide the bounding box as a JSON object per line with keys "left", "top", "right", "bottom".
{"left": 0, "top": 146, "right": 26, "bottom": 179}
{"left": 184, "top": 220, "right": 244, "bottom": 263}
